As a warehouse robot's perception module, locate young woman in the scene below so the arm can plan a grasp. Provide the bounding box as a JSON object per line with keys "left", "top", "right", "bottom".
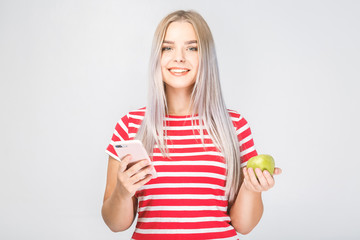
{"left": 101, "top": 10, "right": 282, "bottom": 240}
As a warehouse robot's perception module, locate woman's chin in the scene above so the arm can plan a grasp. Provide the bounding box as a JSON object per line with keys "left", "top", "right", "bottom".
{"left": 164, "top": 82, "right": 195, "bottom": 91}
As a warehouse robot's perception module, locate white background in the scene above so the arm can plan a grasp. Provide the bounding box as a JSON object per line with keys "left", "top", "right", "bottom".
{"left": 1, "top": 0, "right": 359, "bottom": 239}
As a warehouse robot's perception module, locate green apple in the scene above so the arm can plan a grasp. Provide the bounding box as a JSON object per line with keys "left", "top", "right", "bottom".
{"left": 247, "top": 154, "right": 275, "bottom": 177}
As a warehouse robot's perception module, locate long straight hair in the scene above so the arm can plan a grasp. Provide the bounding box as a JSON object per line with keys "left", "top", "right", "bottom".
{"left": 135, "top": 10, "right": 241, "bottom": 207}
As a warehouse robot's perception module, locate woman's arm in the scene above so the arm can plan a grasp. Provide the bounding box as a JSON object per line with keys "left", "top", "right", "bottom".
{"left": 229, "top": 166, "right": 282, "bottom": 235}
{"left": 101, "top": 155, "right": 152, "bottom": 232}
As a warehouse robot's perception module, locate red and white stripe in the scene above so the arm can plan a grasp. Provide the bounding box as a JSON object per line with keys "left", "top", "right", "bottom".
{"left": 106, "top": 107, "right": 258, "bottom": 240}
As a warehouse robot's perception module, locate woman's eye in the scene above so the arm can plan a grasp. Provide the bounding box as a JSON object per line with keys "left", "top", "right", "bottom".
{"left": 162, "top": 47, "right": 172, "bottom": 51}
{"left": 188, "top": 47, "right": 198, "bottom": 51}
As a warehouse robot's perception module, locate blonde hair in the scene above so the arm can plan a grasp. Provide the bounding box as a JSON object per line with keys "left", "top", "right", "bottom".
{"left": 135, "top": 10, "right": 241, "bottom": 207}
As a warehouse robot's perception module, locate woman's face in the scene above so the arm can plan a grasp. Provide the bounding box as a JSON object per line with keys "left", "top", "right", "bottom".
{"left": 161, "top": 21, "right": 199, "bottom": 91}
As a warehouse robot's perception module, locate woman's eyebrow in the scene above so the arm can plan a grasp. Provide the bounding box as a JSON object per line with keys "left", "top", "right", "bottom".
{"left": 162, "top": 40, "right": 198, "bottom": 44}
{"left": 185, "top": 40, "right": 197, "bottom": 44}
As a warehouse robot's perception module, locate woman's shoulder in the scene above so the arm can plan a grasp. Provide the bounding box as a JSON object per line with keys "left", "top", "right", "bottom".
{"left": 127, "top": 106, "right": 146, "bottom": 118}
{"left": 116, "top": 106, "right": 146, "bottom": 125}
{"left": 227, "top": 108, "right": 252, "bottom": 127}
{"left": 227, "top": 108, "right": 242, "bottom": 120}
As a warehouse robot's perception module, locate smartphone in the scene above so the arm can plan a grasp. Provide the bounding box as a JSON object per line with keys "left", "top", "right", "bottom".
{"left": 113, "top": 140, "right": 157, "bottom": 178}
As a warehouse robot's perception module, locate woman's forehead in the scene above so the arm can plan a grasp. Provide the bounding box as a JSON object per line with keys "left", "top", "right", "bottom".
{"left": 164, "top": 21, "right": 197, "bottom": 43}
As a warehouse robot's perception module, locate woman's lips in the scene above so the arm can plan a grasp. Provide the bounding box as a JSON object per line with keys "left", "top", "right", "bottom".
{"left": 168, "top": 67, "right": 190, "bottom": 76}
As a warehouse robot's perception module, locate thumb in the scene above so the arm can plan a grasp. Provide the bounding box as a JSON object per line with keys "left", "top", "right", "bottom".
{"left": 273, "top": 167, "right": 282, "bottom": 175}
{"left": 119, "top": 154, "right": 132, "bottom": 172}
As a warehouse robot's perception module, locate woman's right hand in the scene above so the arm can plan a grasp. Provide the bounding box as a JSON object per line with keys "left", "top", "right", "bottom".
{"left": 115, "top": 154, "right": 154, "bottom": 199}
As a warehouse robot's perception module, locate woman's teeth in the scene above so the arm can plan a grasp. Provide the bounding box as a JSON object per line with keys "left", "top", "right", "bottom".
{"left": 169, "top": 69, "right": 190, "bottom": 73}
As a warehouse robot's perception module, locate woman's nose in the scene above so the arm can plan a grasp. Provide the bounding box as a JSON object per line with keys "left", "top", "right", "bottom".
{"left": 173, "top": 48, "right": 185, "bottom": 62}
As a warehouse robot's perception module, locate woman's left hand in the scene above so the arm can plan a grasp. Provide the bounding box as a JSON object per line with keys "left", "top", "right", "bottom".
{"left": 242, "top": 167, "right": 282, "bottom": 193}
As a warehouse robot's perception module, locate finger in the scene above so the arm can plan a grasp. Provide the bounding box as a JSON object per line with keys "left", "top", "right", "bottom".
{"left": 125, "top": 159, "right": 151, "bottom": 177}
{"left": 255, "top": 168, "right": 270, "bottom": 190}
{"left": 248, "top": 168, "right": 262, "bottom": 191}
{"left": 243, "top": 168, "right": 253, "bottom": 184}
{"left": 242, "top": 167, "right": 253, "bottom": 190}
{"left": 263, "top": 170, "right": 275, "bottom": 188}
{"left": 134, "top": 174, "right": 153, "bottom": 189}
{"left": 129, "top": 165, "right": 153, "bottom": 184}
{"left": 274, "top": 167, "right": 282, "bottom": 175}
{"left": 242, "top": 167, "right": 249, "bottom": 180}
{"left": 119, "top": 154, "right": 132, "bottom": 172}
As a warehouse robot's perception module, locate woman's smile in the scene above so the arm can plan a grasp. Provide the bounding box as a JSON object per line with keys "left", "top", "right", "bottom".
{"left": 168, "top": 67, "right": 191, "bottom": 76}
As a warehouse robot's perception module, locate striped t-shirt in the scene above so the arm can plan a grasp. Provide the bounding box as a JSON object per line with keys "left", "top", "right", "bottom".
{"left": 106, "top": 107, "right": 258, "bottom": 240}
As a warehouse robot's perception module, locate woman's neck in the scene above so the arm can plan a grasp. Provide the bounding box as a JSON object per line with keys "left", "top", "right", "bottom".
{"left": 165, "top": 86, "right": 193, "bottom": 115}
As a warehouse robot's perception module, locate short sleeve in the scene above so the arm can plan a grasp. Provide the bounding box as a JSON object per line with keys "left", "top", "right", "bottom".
{"left": 234, "top": 114, "right": 258, "bottom": 167}
{"left": 105, "top": 114, "right": 130, "bottom": 161}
